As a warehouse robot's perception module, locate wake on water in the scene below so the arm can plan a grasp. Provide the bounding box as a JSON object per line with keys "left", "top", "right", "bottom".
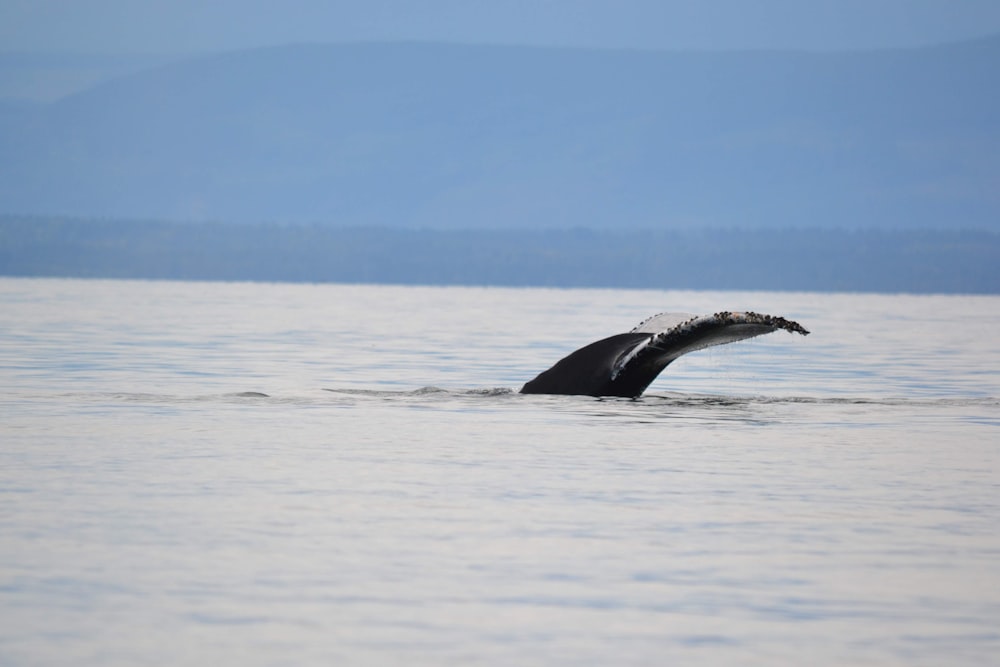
{"left": 62, "top": 387, "right": 998, "bottom": 412}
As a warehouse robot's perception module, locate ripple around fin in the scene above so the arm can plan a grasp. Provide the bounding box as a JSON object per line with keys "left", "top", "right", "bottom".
{"left": 638, "top": 393, "right": 1000, "bottom": 409}
{"left": 321, "top": 386, "right": 515, "bottom": 398}
{"left": 314, "top": 386, "right": 997, "bottom": 410}
{"left": 57, "top": 389, "right": 996, "bottom": 418}
{"left": 321, "top": 387, "right": 447, "bottom": 397}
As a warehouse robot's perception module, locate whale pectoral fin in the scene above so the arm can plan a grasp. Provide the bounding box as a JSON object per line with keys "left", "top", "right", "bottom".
{"left": 620, "top": 312, "right": 809, "bottom": 370}
{"left": 520, "top": 311, "right": 809, "bottom": 398}
{"left": 608, "top": 311, "right": 809, "bottom": 396}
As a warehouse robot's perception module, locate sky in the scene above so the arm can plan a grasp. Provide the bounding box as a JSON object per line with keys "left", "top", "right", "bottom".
{"left": 2, "top": 0, "right": 1000, "bottom": 54}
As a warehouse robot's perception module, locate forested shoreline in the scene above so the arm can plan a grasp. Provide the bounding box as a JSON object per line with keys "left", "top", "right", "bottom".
{"left": 2, "top": 217, "right": 997, "bottom": 294}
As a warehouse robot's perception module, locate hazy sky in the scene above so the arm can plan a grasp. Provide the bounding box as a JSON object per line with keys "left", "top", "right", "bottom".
{"left": 2, "top": 0, "right": 1000, "bottom": 54}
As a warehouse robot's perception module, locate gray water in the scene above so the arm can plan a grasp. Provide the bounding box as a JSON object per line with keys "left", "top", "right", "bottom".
{"left": 1, "top": 277, "right": 998, "bottom": 666}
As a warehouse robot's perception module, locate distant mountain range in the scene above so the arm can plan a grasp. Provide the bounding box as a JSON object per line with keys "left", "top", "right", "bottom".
{"left": 1, "top": 38, "right": 998, "bottom": 229}
{"left": 3, "top": 217, "right": 997, "bottom": 293}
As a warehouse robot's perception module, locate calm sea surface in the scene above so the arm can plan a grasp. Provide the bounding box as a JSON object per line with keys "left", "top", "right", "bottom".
{"left": 1, "top": 277, "right": 998, "bottom": 666}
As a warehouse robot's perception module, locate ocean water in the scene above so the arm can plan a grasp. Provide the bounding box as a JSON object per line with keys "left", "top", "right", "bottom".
{"left": 1, "top": 277, "right": 998, "bottom": 666}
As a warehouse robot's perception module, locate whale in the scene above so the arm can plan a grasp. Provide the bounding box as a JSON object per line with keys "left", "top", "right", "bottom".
{"left": 520, "top": 311, "right": 809, "bottom": 397}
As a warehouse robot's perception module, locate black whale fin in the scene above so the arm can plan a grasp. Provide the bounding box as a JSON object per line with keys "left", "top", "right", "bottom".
{"left": 520, "top": 311, "right": 809, "bottom": 398}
